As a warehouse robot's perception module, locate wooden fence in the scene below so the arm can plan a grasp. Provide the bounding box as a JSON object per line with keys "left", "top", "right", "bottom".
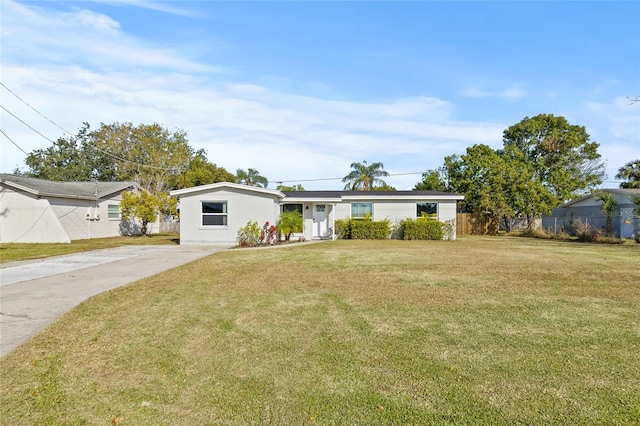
{"left": 456, "top": 213, "right": 499, "bottom": 236}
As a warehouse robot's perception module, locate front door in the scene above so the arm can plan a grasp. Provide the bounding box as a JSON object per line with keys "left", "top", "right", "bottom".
{"left": 313, "top": 204, "right": 328, "bottom": 238}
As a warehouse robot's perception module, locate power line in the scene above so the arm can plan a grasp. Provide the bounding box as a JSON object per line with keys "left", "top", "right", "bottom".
{"left": 0, "top": 129, "right": 29, "bottom": 155}
{"left": 1, "top": 105, "right": 57, "bottom": 144}
{"left": 0, "top": 82, "right": 71, "bottom": 136}
{"left": 0, "top": 85, "right": 180, "bottom": 172}
{"left": 274, "top": 171, "right": 424, "bottom": 184}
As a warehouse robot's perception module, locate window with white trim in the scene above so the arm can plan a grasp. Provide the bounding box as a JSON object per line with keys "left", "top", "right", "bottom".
{"left": 108, "top": 204, "right": 120, "bottom": 219}
{"left": 202, "top": 201, "right": 228, "bottom": 226}
{"left": 283, "top": 204, "right": 303, "bottom": 215}
{"left": 417, "top": 202, "right": 438, "bottom": 219}
{"left": 351, "top": 202, "right": 372, "bottom": 219}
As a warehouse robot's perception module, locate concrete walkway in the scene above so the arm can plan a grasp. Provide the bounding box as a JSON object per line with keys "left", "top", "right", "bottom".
{"left": 0, "top": 245, "right": 228, "bottom": 358}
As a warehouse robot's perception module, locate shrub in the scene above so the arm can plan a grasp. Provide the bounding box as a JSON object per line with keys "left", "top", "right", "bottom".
{"left": 401, "top": 218, "right": 443, "bottom": 240}
{"left": 335, "top": 217, "right": 391, "bottom": 240}
{"left": 236, "top": 221, "right": 261, "bottom": 247}
{"left": 277, "top": 211, "right": 303, "bottom": 241}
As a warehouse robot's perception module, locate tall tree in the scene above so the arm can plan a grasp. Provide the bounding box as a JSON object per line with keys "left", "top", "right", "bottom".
{"left": 446, "top": 144, "right": 553, "bottom": 226}
{"left": 236, "top": 168, "right": 268, "bottom": 188}
{"left": 615, "top": 160, "right": 640, "bottom": 189}
{"left": 88, "top": 122, "right": 193, "bottom": 195}
{"left": 502, "top": 114, "right": 605, "bottom": 203}
{"left": 342, "top": 161, "right": 389, "bottom": 191}
{"left": 180, "top": 150, "right": 235, "bottom": 188}
{"left": 25, "top": 123, "right": 97, "bottom": 181}
{"left": 414, "top": 168, "right": 448, "bottom": 191}
{"left": 276, "top": 184, "right": 305, "bottom": 191}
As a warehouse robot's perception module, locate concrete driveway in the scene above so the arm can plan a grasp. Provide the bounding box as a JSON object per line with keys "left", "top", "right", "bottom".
{"left": 0, "top": 244, "right": 228, "bottom": 358}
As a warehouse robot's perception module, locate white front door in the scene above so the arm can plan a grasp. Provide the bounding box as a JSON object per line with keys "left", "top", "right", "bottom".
{"left": 313, "top": 204, "right": 328, "bottom": 238}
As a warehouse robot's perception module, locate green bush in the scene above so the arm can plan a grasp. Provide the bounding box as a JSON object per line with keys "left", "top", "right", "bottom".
{"left": 401, "top": 218, "right": 443, "bottom": 240}
{"left": 335, "top": 218, "right": 391, "bottom": 240}
{"left": 236, "top": 221, "right": 261, "bottom": 247}
{"left": 277, "top": 210, "right": 303, "bottom": 241}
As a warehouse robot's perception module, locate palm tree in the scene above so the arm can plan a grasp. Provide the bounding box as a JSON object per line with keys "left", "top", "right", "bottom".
{"left": 342, "top": 161, "right": 390, "bottom": 191}
{"left": 615, "top": 160, "right": 640, "bottom": 188}
{"left": 595, "top": 190, "right": 619, "bottom": 235}
{"left": 236, "top": 168, "right": 268, "bottom": 188}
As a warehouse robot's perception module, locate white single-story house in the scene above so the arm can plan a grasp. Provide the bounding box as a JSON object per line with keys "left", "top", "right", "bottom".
{"left": 542, "top": 188, "right": 640, "bottom": 238}
{"left": 0, "top": 174, "right": 143, "bottom": 243}
{"left": 169, "top": 182, "right": 464, "bottom": 245}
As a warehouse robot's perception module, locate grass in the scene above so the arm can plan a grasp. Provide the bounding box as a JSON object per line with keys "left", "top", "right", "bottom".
{"left": 0, "top": 233, "right": 179, "bottom": 264}
{"left": 1, "top": 237, "right": 639, "bottom": 425}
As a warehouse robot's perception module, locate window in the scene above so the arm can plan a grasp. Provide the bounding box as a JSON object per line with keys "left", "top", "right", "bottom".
{"left": 351, "top": 202, "right": 372, "bottom": 219}
{"left": 202, "top": 201, "right": 227, "bottom": 226}
{"left": 417, "top": 202, "right": 438, "bottom": 219}
{"left": 283, "top": 204, "right": 303, "bottom": 215}
{"left": 108, "top": 204, "right": 120, "bottom": 219}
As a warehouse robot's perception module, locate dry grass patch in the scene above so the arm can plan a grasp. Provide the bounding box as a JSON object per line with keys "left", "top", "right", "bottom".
{"left": 0, "top": 233, "right": 179, "bottom": 264}
{"left": 1, "top": 237, "right": 639, "bottom": 425}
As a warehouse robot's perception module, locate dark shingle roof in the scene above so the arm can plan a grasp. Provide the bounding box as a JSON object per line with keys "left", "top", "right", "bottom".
{"left": 282, "top": 190, "right": 461, "bottom": 198}
{"left": 0, "top": 174, "right": 138, "bottom": 200}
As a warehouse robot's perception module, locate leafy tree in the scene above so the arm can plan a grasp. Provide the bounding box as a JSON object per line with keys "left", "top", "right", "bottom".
{"left": 446, "top": 144, "right": 553, "bottom": 227}
{"left": 276, "top": 184, "right": 305, "bottom": 191}
{"left": 342, "top": 161, "right": 389, "bottom": 191}
{"left": 502, "top": 114, "right": 605, "bottom": 203}
{"left": 88, "top": 122, "right": 193, "bottom": 195}
{"left": 372, "top": 183, "right": 397, "bottom": 191}
{"left": 595, "top": 190, "right": 619, "bottom": 235}
{"left": 414, "top": 168, "right": 448, "bottom": 191}
{"left": 277, "top": 210, "right": 303, "bottom": 241}
{"left": 236, "top": 168, "right": 268, "bottom": 188}
{"left": 615, "top": 160, "right": 640, "bottom": 189}
{"left": 120, "top": 191, "right": 163, "bottom": 235}
{"left": 25, "top": 124, "right": 97, "bottom": 181}
{"left": 24, "top": 122, "right": 194, "bottom": 195}
{"left": 181, "top": 150, "right": 235, "bottom": 188}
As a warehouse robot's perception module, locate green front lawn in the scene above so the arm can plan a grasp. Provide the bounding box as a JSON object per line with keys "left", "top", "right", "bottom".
{"left": 1, "top": 237, "right": 639, "bottom": 424}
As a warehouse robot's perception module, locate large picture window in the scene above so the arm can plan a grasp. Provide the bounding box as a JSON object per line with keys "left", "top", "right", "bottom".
{"left": 202, "top": 201, "right": 227, "bottom": 226}
{"left": 417, "top": 202, "right": 438, "bottom": 219}
{"left": 283, "top": 204, "right": 303, "bottom": 215}
{"left": 351, "top": 202, "right": 372, "bottom": 219}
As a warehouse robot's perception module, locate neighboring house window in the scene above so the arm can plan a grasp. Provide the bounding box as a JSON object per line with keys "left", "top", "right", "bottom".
{"left": 108, "top": 204, "right": 121, "bottom": 219}
{"left": 351, "top": 202, "right": 372, "bottom": 219}
{"left": 417, "top": 202, "right": 438, "bottom": 219}
{"left": 283, "top": 204, "right": 303, "bottom": 215}
{"left": 202, "top": 201, "right": 228, "bottom": 226}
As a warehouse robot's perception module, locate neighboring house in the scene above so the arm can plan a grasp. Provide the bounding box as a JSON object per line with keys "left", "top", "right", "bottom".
{"left": 542, "top": 188, "right": 640, "bottom": 238}
{"left": 169, "top": 182, "right": 464, "bottom": 245}
{"left": 0, "top": 174, "right": 142, "bottom": 243}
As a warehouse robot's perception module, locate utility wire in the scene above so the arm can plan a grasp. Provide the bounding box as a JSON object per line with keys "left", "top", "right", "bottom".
{"left": 1, "top": 105, "right": 57, "bottom": 144}
{"left": 274, "top": 171, "right": 424, "bottom": 184}
{"left": 0, "top": 129, "right": 29, "bottom": 155}
{"left": 0, "top": 86, "right": 179, "bottom": 172}
{"left": 1, "top": 82, "right": 71, "bottom": 136}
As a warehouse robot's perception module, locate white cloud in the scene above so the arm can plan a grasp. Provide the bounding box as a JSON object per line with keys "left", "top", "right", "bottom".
{"left": 461, "top": 85, "right": 526, "bottom": 100}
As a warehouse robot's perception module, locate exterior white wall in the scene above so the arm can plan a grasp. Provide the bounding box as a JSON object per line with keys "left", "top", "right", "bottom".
{"left": 299, "top": 199, "right": 460, "bottom": 240}
{"left": 178, "top": 187, "right": 281, "bottom": 245}
{"left": 0, "top": 187, "right": 70, "bottom": 243}
{"left": 48, "top": 193, "right": 142, "bottom": 240}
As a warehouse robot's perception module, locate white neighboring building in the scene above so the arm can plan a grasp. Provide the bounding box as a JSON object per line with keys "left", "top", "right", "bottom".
{"left": 170, "top": 182, "right": 464, "bottom": 245}
{"left": 0, "top": 174, "right": 141, "bottom": 243}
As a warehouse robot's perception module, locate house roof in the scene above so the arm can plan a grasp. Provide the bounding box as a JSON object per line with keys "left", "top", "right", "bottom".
{"left": 170, "top": 181, "right": 284, "bottom": 198}
{"left": 281, "top": 190, "right": 464, "bottom": 202}
{"left": 169, "top": 182, "right": 464, "bottom": 202}
{"left": 559, "top": 188, "right": 640, "bottom": 208}
{"left": 0, "top": 174, "right": 139, "bottom": 201}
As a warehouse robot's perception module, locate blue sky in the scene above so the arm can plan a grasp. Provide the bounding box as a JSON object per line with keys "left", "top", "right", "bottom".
{"left": 1, "top": 0, "right": 639, "bottom": 190}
